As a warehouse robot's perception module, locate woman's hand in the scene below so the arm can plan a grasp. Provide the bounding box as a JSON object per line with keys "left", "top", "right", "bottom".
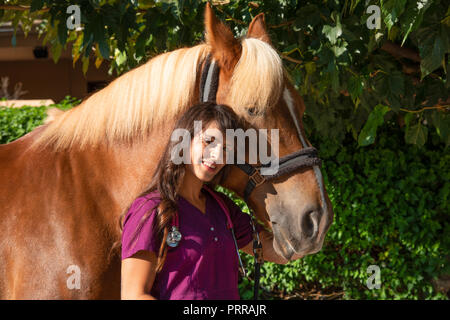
{"left": 121, "top": 250, "right": 159, "bottom": 300}
{"left": 241, "top": 229, "right": 290, "bottom": 265}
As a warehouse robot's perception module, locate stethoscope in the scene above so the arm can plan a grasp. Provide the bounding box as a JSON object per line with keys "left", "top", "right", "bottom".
{"left": 166, "top": 184, "right": 247, "bottom": 276}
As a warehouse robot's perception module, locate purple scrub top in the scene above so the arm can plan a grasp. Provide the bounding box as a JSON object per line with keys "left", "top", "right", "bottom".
{"left": 121, "top": 186, "right": 262, "bottom": 300}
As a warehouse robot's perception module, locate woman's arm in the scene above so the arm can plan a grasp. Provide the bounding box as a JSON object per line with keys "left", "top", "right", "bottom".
{"left": 240, "top": 229, "right": 289, "bottom": 265}
{"left": 121, "top": 250, "right": 159, "bottom": 300}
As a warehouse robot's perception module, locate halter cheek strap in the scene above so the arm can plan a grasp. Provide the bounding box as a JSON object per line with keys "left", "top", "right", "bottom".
{"left": 199, "top": 54, "right": 220, "bottom": 103}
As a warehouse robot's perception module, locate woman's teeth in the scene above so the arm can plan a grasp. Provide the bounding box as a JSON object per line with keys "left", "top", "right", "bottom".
{"left": 202, "top": 161, "right": 216, "bottom": 169}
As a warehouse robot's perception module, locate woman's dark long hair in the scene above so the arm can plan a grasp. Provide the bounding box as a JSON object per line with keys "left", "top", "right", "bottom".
{"left": 114, "top": 101, "right": 244, "bottom": 273}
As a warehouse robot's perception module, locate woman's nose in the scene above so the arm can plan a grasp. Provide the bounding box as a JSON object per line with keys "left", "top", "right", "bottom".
{"left": 208, "top": 145, "right": 223, "bottom": 163}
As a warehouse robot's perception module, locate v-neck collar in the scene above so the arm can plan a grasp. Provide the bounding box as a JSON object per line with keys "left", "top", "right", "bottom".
{"left": 178, "top": 188, "right": 209, "bottom": 216}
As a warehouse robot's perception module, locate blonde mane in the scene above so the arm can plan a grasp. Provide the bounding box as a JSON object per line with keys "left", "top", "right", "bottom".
{"left": 30, "top": 38, "right": 284, "bottom": 152}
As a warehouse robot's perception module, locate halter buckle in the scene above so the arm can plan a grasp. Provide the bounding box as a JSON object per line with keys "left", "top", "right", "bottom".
{"left": 250, "top": 169, "right": 265, "bottom": 188}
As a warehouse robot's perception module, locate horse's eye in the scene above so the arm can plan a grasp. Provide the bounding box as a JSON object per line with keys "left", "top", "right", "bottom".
{"left": 247, "top": 107, "right": 257, "bottom": 116}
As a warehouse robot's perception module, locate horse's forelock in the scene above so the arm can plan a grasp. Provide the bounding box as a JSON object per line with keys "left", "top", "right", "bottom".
{"left": 226, "top": 38, "right": 284, "bottom": 116}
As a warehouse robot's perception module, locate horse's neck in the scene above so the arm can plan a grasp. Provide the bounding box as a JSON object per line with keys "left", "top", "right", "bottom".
{"left": 93, "top": 125, "right": 173, "bottom": 215}
{"left": 1, "top": 123, "right": 170, "bottom": 221}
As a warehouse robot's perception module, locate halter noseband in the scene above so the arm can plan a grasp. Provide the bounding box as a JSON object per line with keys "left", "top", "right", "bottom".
{"left": 235, "top": 147, "right": 322, "bottom": 203}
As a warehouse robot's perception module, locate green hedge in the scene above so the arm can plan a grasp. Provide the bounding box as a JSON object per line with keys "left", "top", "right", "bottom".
{"left": 230, "top": 123, "right": 449, "bottom": 300}
{"left": 0, "top": 105, "right": 47, "bottom": 144}
{"left": 1, "top": 99, "right": 448, "bottom": 299}
{"left": 0, "top": 96, "right": 80, "bottom": 144}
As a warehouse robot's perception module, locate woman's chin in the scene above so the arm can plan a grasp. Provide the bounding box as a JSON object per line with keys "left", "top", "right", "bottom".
{"left": 195, "top": 165, "right": 218, "bottom": 181}
{"left": 199, "top": 172, "right": 215, "bottom": 182}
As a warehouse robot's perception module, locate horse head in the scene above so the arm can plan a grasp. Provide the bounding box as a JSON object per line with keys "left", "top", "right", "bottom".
{"left": 203, "top": 3, "right": 334, "bottom": 261}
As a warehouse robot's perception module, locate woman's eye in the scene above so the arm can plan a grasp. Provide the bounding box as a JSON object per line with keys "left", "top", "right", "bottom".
{"left": 203, "top": 138, "right": 216, "bottom": 146}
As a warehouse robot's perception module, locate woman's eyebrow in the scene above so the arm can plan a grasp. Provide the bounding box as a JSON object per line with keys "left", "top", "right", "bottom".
{"left": 203, "top": 134, "right": 215, "bottom": 140}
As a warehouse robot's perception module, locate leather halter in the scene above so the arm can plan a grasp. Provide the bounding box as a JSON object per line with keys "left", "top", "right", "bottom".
{"left": 235, "top": 147, "right": 322, "bottom": 203}
{"left": 199, "top": 53, "right": 323, "bottom": 300}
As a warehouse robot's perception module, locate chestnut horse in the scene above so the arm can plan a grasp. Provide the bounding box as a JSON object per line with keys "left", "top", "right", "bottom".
{"left": 0, "top": 4, "right": 333, "bottom": 299}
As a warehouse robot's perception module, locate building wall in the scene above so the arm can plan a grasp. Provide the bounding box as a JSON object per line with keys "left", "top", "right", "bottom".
{"left": 0, "top": 58, "right": 113, "bottom": 102}
{"left": 0, "top": 28, "right": 115, "bottom": 102}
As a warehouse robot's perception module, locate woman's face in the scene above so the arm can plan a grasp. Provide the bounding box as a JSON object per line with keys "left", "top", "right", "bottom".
{"left": 187, "top": 120, "right": 230, "bottom": 182}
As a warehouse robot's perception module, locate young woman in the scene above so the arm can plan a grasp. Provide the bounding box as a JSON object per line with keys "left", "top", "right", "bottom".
{"left": 120, "top": 102, "right": 287, "bottom": 300}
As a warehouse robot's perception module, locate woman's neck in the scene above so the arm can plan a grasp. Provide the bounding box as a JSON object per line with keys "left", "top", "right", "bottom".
{"left": 178, "top": 168, "right": 205, "bottom": 204}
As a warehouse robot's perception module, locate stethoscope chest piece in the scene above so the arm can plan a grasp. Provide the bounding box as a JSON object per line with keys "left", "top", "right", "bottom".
{"left": 166, "top": 225, "right": 182, "bottom": 247}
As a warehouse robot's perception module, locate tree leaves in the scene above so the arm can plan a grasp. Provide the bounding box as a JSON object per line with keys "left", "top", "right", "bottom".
{"left": 405, "top": 122, "right": 428, "bottom": 147}
{"left": 1, "top": 0, "right": 448, "bottom": 147}
{"left": 92, "top": 19, "right": 110, "bottom": 59}
{"left": 372, "top": 69, "right": 405, "bottom": 111}
{"left": 82, "top": 55, "right": 90, "bottom": 75}
{"left": 399, "top": 0, "right": 431, "bottom": 46}
{"left": 30, "top": 0, "right": 44, "bottom": 13}
{"left": 294, "top": 4, "right": 321, "bottom": 31}
{"left": 322, "top": 11, "right": 342, "bottom": 45}
{"left": 417, "top": 24, "right": 450, "bottom": 79}
{"left": 431, "top": 111, "right": 450, "bottom": 147}
{"left": 322, "top": 24, "right": 342, "bottom": 46}
{"left": 380, "top": 0, "right": 407, "bottom": 32}
{"left": 348, "top": 74, "right": 364, "bottom": 103}
{"left": 358, "top": 104, "right": 390, "bottom": 147}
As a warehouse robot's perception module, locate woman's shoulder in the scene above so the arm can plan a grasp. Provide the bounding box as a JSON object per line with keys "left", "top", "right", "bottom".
{"left": 121, "top": 190, "right": 162, "bottom": 259}
{"left": 125, "top": 191, "right": 162, "bottom": 221}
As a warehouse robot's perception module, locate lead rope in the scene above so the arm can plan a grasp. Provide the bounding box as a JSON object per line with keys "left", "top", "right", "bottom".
{"left": 230, "top": 228, "right": 247, "bottom": 277}
{"left": 245, "top": 195, "right": 263, "bottom": 300}
{"left": 250, "top": 208, "right": 263, "bottom": 300}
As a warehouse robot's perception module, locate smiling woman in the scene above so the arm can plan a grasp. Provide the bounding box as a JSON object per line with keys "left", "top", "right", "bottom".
{"left": 118, "top": 101, "right": 281, "bottom": 300}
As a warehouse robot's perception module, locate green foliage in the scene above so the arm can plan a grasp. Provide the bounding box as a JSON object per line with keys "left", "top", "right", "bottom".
{"left": 52, "top": 95, "right": 81, "bottom": 110}
{"left": 358, "top": 104, "right": 390, "bottom": 146}
{"left": 0, "top": 105, "right": 46, "bottom": 143}
{"left": 1, "top": 0, "right": 449, "bottom": 147}
{"left": 305, "top": 126, "right": 448, "bottom": 299}
{"left": 220, "top": 125, "right": 449, "bottom": 300}
{"left": 1, "top": 0, "right": 449, "bottom": 298}
{"left": 1, "top": 97, "right": 448, "bottom": 300}
{"left": 0, "top": 95, "right": 80, "bottom": 144}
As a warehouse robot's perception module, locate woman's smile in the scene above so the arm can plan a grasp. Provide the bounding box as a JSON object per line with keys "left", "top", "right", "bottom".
{"left": 202, "top": 160, "right": 217, "bottom": 172}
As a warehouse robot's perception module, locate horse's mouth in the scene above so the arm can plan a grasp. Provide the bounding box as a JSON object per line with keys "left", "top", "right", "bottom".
{"left": 271, "top": 221, "right": 323, "bottom": 261}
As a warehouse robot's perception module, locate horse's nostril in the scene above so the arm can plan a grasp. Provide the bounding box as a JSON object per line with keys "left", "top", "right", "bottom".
{"left": 301, "top": 210, "right": 320, "bottom": 239}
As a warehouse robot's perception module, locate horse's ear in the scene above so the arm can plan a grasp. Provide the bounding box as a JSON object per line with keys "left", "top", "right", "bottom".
{"left": 247, "top": 13, "right": 272, "bottom": 45}
{"left": 204, "top": 2, "right": 242, "bottom": 73}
